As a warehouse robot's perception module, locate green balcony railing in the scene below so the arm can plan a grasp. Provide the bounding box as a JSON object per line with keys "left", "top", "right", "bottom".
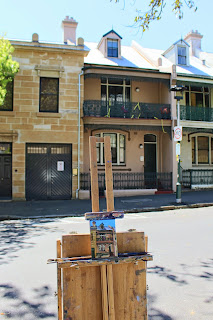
{"left": 83, "top": 100, "right": 171, "bottom": 120}
{"left": 180, "top": 105, "right": 213, "bottom": 122}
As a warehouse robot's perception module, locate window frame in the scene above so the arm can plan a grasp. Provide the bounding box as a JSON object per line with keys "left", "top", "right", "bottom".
{"left": 39, "top": 77, "right": 59, "bottom": 113}
{"left": 177, "top": 46, "right": 187, "bottom": 65}
{"left": 101, "top": 78, "right": 131, "bottom": 103}
{"left": 0, "top": 80, "right": 14, "bottom": 111}
{"left": 192, "top": 135, "right": 213, "bottom": 165}
{"left": 107, "top": 39, "right": 118, "bottom": 58}
{"left": 184, "top": 85, "right": 210, "bottom": 108}
{"left": 95, "top": 132, "right": 126, "bottom": 166}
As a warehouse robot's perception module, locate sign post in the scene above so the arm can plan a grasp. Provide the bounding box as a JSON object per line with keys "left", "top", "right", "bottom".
{"left": 170, "top": 85, "right": 186, "bottom": 204}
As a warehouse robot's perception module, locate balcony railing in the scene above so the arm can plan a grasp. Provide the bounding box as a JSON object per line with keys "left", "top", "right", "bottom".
{"left": 180, "top": 105, "right": 213, "bottom": 122}
{"left": 81, "top": 172, "right": 172, "bottom": 193}
{"left": 83, "top": 100, "right": 171, "bottom": 120}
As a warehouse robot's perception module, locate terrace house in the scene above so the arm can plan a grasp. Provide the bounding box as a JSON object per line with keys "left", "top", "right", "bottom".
{"left": 0, "top": 17, "right": 88, "bottom": 200}
{"left": 79, "top": 30, "right": 175, "bottom": 198}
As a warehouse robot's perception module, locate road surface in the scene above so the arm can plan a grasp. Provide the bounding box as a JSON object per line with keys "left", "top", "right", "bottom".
{"left": 0, "top": 206, "right": 212, "bottom": 319}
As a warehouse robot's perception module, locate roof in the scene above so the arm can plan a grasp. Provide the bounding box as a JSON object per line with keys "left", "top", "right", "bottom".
{"left": 84, "top": 41, "right": 159, "bottom": 71}
{"left": 102, "top": 29, "right": 122, "bottom": 39}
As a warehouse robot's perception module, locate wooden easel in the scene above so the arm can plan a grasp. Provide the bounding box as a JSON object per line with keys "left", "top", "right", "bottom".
{"left": 49, "top": 136, "right": 153, "bottom": 320}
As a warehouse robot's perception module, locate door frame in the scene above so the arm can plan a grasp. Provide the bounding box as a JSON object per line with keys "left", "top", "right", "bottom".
{"left": 0, "top": 142, "right": 12, "bottom": 198}
{"left": 144, "top": 134, "right": 157, "bottom": 173}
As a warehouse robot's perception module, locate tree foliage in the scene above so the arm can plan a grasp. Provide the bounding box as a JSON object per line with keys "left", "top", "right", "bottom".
{"left": 0, "top": 37, "right": 19, "bottom": 106}
{"left": 113, "top": 0, "right": 197, "bottom": 32}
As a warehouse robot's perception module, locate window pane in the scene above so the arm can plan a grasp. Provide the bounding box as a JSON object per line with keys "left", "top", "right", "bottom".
{"left": 95, "top": 134, "right": 101, "bottom": 163}
{"left": 125, "top": 87, "right": 130, "bottom": 102}
{"left": 205, "top": 94, "right": 210, "bottom": 107}
{"left": 185, "top": 92, "right": 189, "bottom": 105}
{"left": 191, "top": 86, "right": 202, "bottom": 92}
{"left": 41, "top": 78, "right": 58, "bottom": 94}
{"left": 178, "top": 47, "right": 186, "bottom": 65}
{"left": 101, "top": 85, "right": 106, "bottom": 101}
{"left": 101, "top": 77, "right": 107, "bottom": 84}
{"left": 108, "top": 78, "right": 123, "bottom": 85}
{"left": 198, "top": 136, "right": 209, "bottom": 164}
{"left": 40, "top": 78, "right": 59, "bottom": 112}
{"left": 191, "top": 92, "right": 203, "bottom": 107}
{"left": 107, "top": 39, "right": 118, "bottom": 57}
{"left": 103, "top": 133, "right": 117, "bottom": 163}
{"left": 119, "top": 135, "right": 125, "bottom": 163}
{"left": 0, "top": 143, "right": 12, "bottom": 154}
{"left": 0, "top": 81, "right": 13, "bottom": 111}
{"left": 40, "top": 95, "right": 58, "bottom": 112}
{"left": 192, "top": 137, "right": 196, "bottom": 164}
{"left": 144, "top": 134, "right": 156, "bottom": 142}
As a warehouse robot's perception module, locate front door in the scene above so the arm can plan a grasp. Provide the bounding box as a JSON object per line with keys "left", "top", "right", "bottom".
{"left": 144, "top": 134, "right": 157, "bottom": 188}
{"left": 26, "top": 143, "right": 72, "bottom": 200}
{"left": 0, "top": 143, "right": 12, "bottom": 198}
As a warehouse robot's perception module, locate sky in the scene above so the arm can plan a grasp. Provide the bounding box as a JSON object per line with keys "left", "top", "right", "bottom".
{"left": 0, "top": 0, "right": 212, "bottom": 53}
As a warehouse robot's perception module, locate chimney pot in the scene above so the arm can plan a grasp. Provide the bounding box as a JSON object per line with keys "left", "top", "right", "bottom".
{"left": 32, "top": 33, "right": 39, "bottom": 42}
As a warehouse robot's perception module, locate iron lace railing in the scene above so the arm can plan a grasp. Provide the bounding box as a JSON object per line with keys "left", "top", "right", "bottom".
{"left": 80, "top": 172, "right": 172, "bottom": 192}
{"left": 182, "top": 169, "right": 213, "bottom": 188}
{"left": 83, "top": 100, "right": 171, "bottom": 120}
{"left": 180, "top": 105, "right": 213, "bottom": 122}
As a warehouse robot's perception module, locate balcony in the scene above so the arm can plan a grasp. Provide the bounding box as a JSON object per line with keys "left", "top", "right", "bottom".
{"left": 180, "top": 105, "right": 213, "bottom": 122}
{"left": 83, "top": 100, "right": 171, "bottom": 120}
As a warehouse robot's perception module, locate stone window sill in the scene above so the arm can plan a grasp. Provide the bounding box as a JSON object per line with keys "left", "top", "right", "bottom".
{"left": 36, "top": 112, "right": 62, "bottom": 118}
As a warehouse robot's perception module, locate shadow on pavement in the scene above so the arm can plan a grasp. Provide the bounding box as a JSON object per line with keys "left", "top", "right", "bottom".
{"left": 0, "top": 219, "right": 60, "bottom": 265}
{"left": 148, "top": 294, "right": 174, "bottom": 319}
{"left": 0, "top": 283, "right": 56, "bottom": 319}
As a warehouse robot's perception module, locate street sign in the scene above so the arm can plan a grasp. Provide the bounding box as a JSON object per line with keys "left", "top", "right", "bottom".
{"left": 176, "top": 142, "right": 181, "bottom": 155}
{"left": 174, "top": 126, "right": 182, "bottom": 141}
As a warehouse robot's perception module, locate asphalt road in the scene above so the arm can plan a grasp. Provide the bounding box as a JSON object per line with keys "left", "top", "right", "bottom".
{"left": 0, "top": 206, "right": 212, "bottom": 319}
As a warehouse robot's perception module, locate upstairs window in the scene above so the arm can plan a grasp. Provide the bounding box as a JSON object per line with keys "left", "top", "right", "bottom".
{"left": 185, "top": 85, "right": 210, "bottom": 107}
{"left": 178, "top": 46, "right": 187, "bottom": 65}
{"left": 107, "top": 39, "right": 118, "bottom": 57}
{"left": 39, "top": 77, "right": 59, "bottom": 113}
{"left": 0, "top": 81, "right": 13, "bottom": 111}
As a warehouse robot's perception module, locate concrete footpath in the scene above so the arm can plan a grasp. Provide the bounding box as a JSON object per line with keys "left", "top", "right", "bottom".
{"left": 0, "top": 189, "right": 213, "bottom": 220}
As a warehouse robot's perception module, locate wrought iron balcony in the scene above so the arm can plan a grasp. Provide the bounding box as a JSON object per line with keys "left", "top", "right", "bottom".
{"left": 180, "top": 105, "right": 213, "bottom": 122}
{"left": 83, "top": 100, "right": 171, "bottom": 120}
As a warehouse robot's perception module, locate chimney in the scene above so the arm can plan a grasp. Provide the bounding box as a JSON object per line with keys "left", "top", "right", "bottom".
{"left": 184, "top": 30, "right": 203, "bottom": 57}
{"left": 62, "top": 16, "right": 78, "bottom": 44}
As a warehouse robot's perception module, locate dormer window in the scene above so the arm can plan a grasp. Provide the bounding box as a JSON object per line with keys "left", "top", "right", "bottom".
{"left": 97, "top": 30, "right": 122, "bottom": 59}
{"left": 178, "top": 46, "right": 187, "bottom": 65}
{"left": 107, "top": 39, "right": 118, "bottom": 57}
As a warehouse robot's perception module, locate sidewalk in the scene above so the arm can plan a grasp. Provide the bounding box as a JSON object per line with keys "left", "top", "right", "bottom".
{"left": 0, "top": 190, "right": 213, "bottom": 220}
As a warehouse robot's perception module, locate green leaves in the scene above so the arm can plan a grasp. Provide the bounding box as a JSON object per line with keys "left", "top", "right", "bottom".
{"left": 0, "top": 37, "right": 19, "bottom": 106}
{"left": 114, "top": 0, "right": 197, "bottom": 32}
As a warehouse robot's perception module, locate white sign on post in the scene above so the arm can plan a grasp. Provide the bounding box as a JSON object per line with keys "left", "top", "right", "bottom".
{"left": 57, "top": 161, "right": 64, "bottom": 171}
{"left": 176, "top": 142, "right": 181, "bottom": 156}
{"left": 174, "top": 126, "right": 182, "bottom": 141}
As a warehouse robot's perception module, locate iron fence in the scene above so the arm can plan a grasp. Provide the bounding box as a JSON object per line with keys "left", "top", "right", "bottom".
{"left": 83, "top": 100, "right": 171, "bottom": 120}
{"left": 80, "top": 172, "right": 172, "bottom": 192}
{"left": 182, "top": 169, "right": 213, "bottom": 188}
{"left": 180, "top": 105, "right": 213, "bottom": 122}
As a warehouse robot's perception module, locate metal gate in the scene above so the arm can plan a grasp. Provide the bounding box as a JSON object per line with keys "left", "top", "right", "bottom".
{"left": 0, "top": 143, "right": 12, "bottom": 198}
{"left": 26, "top": 143, "right": 72, "bottom": 200}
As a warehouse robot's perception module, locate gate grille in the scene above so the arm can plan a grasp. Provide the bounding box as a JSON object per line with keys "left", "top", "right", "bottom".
{"left": 26, "top": 143, "right": 72, "bottom": 200}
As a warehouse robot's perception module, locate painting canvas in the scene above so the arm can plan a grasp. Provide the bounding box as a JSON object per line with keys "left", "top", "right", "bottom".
{"left": 90, "top": 219, "right": 118, "bottom": 259}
